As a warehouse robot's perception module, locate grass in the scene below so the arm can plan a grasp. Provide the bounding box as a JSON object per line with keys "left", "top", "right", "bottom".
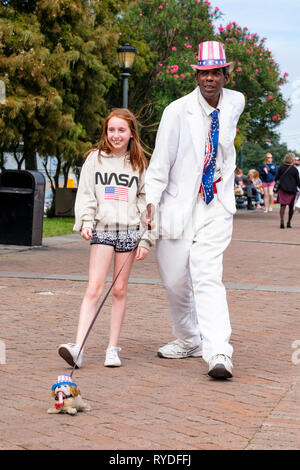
{"left": 43, "top": 217, "right": 75, "bottom": 238}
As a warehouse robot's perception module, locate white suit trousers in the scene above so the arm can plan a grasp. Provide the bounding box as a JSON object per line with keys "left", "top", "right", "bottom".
{"left": 156, "top": 194, "right": 234, "bottom": 363}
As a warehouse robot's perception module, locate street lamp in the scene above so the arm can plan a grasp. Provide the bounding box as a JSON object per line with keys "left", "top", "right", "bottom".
{"left": 117, "top": 41, "right": 137, "bottom": 109}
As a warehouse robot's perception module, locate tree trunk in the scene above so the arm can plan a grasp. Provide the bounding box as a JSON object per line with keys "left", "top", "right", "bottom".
{"left": 0, "top": 150, "right": 5, "bottom": 171}
{"left": 24, "top": 136, "right": 37, "bottom": 170}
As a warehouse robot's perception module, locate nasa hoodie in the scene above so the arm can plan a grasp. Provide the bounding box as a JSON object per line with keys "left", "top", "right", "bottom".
{"left": 73, "top": 150, "right": 152, "bottom": 250}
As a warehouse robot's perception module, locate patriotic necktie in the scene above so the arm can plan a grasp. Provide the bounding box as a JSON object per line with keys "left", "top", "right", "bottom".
{"left": 199, "top": 109, "right": 219, "bottom": 205}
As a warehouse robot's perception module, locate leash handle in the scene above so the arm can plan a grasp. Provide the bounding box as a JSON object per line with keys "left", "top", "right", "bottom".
{"left": 70, "top": 226, "right": 148, "bottom": 377}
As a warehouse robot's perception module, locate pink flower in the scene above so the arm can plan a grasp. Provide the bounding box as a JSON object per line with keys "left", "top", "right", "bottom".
{"left": 172, "top": 46, "right": 177, "bottom": 51}
{"left": 215, "top": 7, "right": 220, "bottom": 11}
{"left": 236, "top": 67, "right": 242, "bottom": 72}
{"left": 284, "top": 72, "right": 289, "bottom": 76}
{"left": 255, "top": 68, "right": 259, "bottom": 72}
{"left": 170, "top": 64, "right": 179, "bottom": 73}
{"left": 272, "top": 116, "right": 277, "bottom": 120}
{"left": 166, "top": 69, "right": 169, "bottom": 73}
{"left": 218, "top": 27, "right": 224, "bottom": 32}
{"left": 237, "top": 61, "right": 241, "bottom": 65}
{"left": 158, "top": 5, "right": 163, "bottom": 9}
{"left": 157, "top": 72, "right": 162, "bottom": 76}
{"left": 237, "top": 128, "right": 239, "bottom": 132}
{"left": 180, "top": 74, "right": 185, "bottom": 78}
{"left": 174, "top": 74, "right": 179, "bottom": 78}
{"left": 268, "top": 95, "right": 273, "bottom": 99}
{"left": 247, "top": 50, "right": 251, "bottom": 54}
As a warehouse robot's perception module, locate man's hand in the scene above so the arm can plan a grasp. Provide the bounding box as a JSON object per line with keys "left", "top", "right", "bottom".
{"left": 81, "top": 227, "right": 93, "bottom": 240}
{"left": 141, "top": 203, "right": 155, "bottom": 230}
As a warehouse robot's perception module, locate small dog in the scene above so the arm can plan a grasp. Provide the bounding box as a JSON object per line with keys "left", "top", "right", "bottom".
{"left": 48, "top": 375, "right": 91, "bottom": 416}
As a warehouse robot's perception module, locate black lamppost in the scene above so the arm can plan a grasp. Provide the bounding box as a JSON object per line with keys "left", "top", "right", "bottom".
{"left": 117, "top": 42, "right": 137, "bottom": 109}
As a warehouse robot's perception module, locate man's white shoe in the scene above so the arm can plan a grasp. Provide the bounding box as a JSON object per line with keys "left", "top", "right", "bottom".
{"left": 157, "top": 339, "right": 202, "bottom": 359}
{"left": 104, "top": 347, "right": 122, "bottom": 367}
{"left": 208, "top": 354, "right": 233, "bottom": 379}
{"left": 58, "top": 343, "right": 83, "bottom": 368}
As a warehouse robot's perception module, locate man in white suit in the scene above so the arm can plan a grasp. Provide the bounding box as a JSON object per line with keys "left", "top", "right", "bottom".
{"left": 145, "top": 41, "right": 245, "bottom": 379}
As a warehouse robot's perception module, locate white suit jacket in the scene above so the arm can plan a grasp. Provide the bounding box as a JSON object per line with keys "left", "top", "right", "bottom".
{"left": 145, "top": 87, "right": 245, "bottom": 238}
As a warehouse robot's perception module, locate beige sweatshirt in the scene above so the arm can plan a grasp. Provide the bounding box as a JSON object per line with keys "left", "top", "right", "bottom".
{"left": 73, "top": 150, "right": 152, "bottom": 250}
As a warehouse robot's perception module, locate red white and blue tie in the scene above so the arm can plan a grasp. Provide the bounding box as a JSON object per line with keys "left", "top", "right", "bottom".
{"left": 199, "top": 109, "right": 219, "bottom": 205}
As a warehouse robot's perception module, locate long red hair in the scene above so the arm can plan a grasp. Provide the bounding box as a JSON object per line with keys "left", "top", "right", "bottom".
{"left": 85, "top": 108, "right": 148, "bottom": 173}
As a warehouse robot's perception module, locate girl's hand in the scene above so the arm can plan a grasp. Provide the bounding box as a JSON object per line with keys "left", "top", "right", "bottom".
{"left": 81, "top": 227, "right": 93, "bottom": 240}
{"left": 135, "top": 246, "right": 149, "bottom": 260}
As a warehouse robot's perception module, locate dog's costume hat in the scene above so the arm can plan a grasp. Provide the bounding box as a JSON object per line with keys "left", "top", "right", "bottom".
{"left": 51, "top": 374, "right": 77, "bottom": 390}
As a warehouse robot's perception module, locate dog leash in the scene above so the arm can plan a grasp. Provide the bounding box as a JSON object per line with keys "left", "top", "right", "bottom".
{"left": 70, "top": 225, "right": 149, "bottom": 378}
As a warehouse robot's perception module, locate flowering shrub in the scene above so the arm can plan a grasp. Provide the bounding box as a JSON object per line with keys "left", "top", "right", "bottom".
{"left": 117, "top": 1, "right": 288, "bottom": 149}
{"left": 216, "top": 21, "right": 288, "bottom": 145}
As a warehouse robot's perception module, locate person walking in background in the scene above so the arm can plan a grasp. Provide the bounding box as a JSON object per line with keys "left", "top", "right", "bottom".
{"left": 58, "top": 108, "right": 151, "bottom": 368}
{"left": 259, "top": 152, "right": 278, "bottom": 213}
{"left": 294, "top": 156, "right": 300, "bottom": 205}
{"left": 145, "top": 40, "right": 245, "bottom": 380}
{"left": 276, "top": 153, "right": 300, "bottom": 229}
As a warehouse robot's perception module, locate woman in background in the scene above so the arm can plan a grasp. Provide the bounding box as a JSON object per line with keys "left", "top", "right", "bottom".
{"left": 276, "top": 153, "right": 300, "bottom": 229}
{"left": 259, "top": 152, "right": 278, "bottom": 213}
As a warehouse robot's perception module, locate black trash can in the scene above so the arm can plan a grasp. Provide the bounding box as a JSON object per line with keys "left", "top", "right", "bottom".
{"left": 0, "top": 170, "right": 45, "bottom": 246}
{"left": 55, "top": 188, "right": 77, "bottom": 217}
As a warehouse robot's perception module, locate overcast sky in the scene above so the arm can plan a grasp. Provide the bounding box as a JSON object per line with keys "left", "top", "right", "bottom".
{"left": 213, "top": 0, "right": 300, "bottom": 151}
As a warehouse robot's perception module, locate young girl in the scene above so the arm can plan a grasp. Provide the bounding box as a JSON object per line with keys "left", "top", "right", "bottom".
{"left": 58, "top": 108, "right": 151, "bottom": 368}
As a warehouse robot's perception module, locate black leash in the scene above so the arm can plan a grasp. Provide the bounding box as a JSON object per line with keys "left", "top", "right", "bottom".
{"left": 70, "top": 225, "right": 149, "bottom": 378}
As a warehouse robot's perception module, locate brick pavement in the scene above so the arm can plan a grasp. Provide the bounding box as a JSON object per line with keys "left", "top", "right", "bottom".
{"left": 0, "top": 206, "right": 300, "bottom": 450}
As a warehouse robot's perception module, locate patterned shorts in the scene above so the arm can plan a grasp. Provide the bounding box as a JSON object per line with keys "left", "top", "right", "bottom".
{"left": 90, "top": 229, "right": 140, "bottom": 252}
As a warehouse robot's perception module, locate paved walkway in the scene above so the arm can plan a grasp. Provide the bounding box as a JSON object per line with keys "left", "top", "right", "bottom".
{"left": 0, "top": 207, "right": 300, "bottom": 450}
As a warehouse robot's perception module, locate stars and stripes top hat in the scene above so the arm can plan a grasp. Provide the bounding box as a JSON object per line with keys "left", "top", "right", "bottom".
{"left": 191, "top": 41, "right": 233, "bottom": 72}
{"left": 51, "top": 374, "right": 77, "bottom": 390}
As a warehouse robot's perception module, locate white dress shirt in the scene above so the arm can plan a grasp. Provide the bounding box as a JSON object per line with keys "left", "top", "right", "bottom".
{"left": 197, "top": 87, "right": 224, "bottom": 182}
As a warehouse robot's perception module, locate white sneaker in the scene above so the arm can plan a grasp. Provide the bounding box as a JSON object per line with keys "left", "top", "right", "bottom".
{"left": 157, "top": 339, "right": 202, "bottom": 359}
{"left": 104, "top": 347, "right": 122, "bottom": 367}
{"left": 58, "top": 343, "right": 83, "bottom": 368}
{"left": 208, "top": 354, "right": 233, "bottom": 379}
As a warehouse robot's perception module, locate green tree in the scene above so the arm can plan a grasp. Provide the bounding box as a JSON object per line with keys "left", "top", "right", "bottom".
{"left": 0, "top": 0, "right": 124, "bottom": 213}
{"left": 0, "top": 5, "right": 62, "bottom": 169}
{"left": 34, "top": 0, "right": 120, "bottom": 213}
{"left": 113, "top": 0, "right": 217, "bottom": 149}
{"left": 217, "top": 21, "right": 289, "bottom": 148}
{"left": 115, "top": 1, "right": 289, "bottom": 152}
{"left": 240, "top": 136, "right": 295, "bottom": 174}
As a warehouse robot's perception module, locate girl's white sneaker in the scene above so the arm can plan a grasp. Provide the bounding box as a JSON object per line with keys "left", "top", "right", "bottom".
{"left": 58, "top": 343, "right": 83, "bottom": 368}
{"left": 104, "top": 347, "right": 122, "bottom": 367}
